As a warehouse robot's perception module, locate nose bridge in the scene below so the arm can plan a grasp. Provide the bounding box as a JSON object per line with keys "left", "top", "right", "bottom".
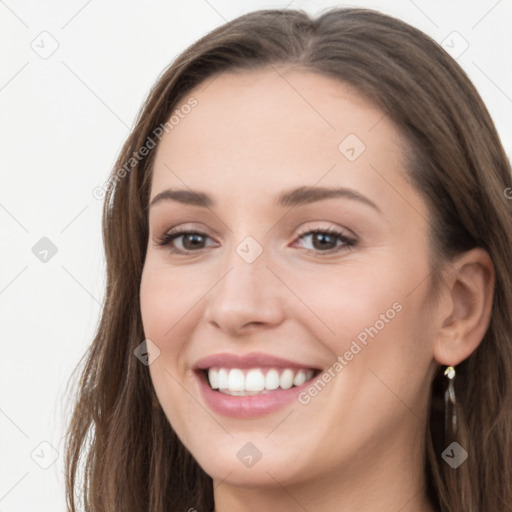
{"left": 204, "top": 234, "right": 286, "bottom": 332}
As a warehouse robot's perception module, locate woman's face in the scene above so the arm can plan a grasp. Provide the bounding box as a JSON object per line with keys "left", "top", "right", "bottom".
{"left": 140, "top": 68, "right": 440, "bottom": 488}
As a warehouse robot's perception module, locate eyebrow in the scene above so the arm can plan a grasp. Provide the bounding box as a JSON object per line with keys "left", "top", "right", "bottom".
{"left": 149, "top": 186, "right": 381, "bottom": 212}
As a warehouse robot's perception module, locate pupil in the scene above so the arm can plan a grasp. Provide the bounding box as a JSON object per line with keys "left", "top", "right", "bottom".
{"left": 314, "top": 233, "right": 335, "bottom": 250}
{"left": 184, "top": 234, "right": 204, "bottom": 250}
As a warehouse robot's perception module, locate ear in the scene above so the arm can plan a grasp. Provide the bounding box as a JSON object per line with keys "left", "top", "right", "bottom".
{"left": 433, "top": 247, "right": 495, "bottom": 366}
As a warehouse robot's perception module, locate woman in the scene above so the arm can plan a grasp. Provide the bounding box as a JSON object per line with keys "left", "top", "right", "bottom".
{"left": 65, "top": 7, "right": 512, "bottom": 512}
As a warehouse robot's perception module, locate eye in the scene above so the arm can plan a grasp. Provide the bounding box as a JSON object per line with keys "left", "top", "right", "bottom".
{"left": 155, "top": 225, "right": 357, "bottom": 255}
{"left": 293, "top": 227, "right": 356, "bottom": 254}
{"left": 155, "top": 227, "right": 217, "bottom": 254}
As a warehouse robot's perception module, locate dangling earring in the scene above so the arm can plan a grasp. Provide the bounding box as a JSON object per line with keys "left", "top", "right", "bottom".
{"left": 444, "top": 366, "right": 457, "bottom": 443}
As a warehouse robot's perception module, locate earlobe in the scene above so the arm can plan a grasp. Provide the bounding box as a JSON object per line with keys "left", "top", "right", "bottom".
{"left": 433, "top": 247, "right": 495, "bottom": 366}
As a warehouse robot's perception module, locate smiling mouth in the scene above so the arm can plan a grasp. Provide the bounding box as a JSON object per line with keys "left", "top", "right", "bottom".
{"left": 201, "top": 367, "right": 321, "bottom": 396}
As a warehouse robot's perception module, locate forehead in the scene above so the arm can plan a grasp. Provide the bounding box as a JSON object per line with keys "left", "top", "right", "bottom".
{"left": 150, "top": 67, "right": 412, "bottom": 210}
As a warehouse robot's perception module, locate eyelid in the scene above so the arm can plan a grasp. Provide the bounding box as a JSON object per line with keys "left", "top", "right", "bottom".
{"left": 154, "top": 225, "right": 218, "bottom": 250}
{"left": 155, "top": 222, "right": 358, "bottom": 255}
{"left": 295, "top": 221, "right": 357, "bottom": 241}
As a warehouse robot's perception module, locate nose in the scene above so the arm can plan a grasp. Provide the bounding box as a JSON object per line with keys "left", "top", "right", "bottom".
{"left": 203, "top": 247, "right": 287, "bottom": 336}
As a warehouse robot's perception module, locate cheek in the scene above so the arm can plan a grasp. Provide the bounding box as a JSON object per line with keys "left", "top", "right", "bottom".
{"left": 289, "top": 255, "right": 434, "bottom": 374}
{"left": 140, "top": 261, "right": 202, "bottom": 433}
{"left": 286, "top": 260, "right": 405, "bottom": 354}
{"left": 140, "top": 257, "right": 204, "bottom": 348}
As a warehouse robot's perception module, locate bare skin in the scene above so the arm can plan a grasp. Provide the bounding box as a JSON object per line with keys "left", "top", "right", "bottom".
{"left": 139, "top": 67, "right": 494, "bottom": 512}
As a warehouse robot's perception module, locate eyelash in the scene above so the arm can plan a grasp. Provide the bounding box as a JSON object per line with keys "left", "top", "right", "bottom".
{"left": 155, "top": 226, "right": 357, "bottom": 256}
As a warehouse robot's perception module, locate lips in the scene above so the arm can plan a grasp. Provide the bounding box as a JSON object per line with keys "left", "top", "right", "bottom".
{"left": 193, "top": 352, "right": 322, "bottom": 417}
{"left": 194, "top": 352, "right": 322, "bottom": 371}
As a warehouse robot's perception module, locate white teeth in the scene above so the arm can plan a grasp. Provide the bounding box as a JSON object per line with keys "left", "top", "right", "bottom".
{"left": 245, "top": 369, "right": 265, "bottom": 392}
{"left": 293, "top": 370, "right": 306, "bottom": 387}
{"left": 265, "top": 369, "right": 280, "bottom": 390}
{"left": 208, "top": 367, "right": 219, "bottom": 389}
{"left": 206, "top": 367, "right": 316, "bottom": 395}
{"left": 228, "top": 369, "right": 245, "bottom": 391}
{"left": 217, "top": 368, "right": 228, "bottom": 389}
{"left": 280, "top": 369, "right": 294, "bottom": 389}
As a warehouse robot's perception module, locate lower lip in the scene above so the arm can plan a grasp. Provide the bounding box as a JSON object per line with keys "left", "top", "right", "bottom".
{"left": 194, "top": 370, "right": 314, "bottom": 418}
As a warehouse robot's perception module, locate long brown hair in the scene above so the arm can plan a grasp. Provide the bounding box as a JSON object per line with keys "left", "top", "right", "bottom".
{"left": 64, "top": 8, "right": 512, "bottom": 511}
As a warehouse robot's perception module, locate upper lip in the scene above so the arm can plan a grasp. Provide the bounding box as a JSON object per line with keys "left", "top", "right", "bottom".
{"left": 194, "top": 352, "right": 321, "bottom": 371}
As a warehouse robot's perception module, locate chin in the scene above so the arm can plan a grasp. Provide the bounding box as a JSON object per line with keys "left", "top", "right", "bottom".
{"left": 186, "top": 437, "right": 313, "bottom": 488}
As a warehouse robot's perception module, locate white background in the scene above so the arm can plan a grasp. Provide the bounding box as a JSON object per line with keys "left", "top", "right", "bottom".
{"left": 1, "top": 0, "right": 511, "bottom": 510}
